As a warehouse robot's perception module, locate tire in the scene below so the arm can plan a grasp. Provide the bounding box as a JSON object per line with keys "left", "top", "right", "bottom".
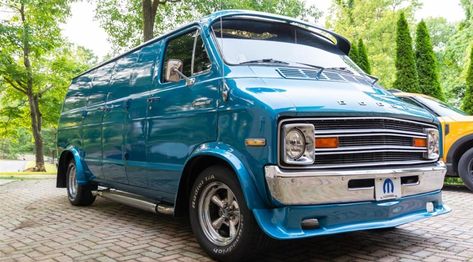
{"left": 458, "top": 147, "right": 473, "bottom": 192}
{"left": 66, "top": 159, "right": 96, "bottom": 206}
{"left": 189, "top": 165, "right": 270, "bottom": 261}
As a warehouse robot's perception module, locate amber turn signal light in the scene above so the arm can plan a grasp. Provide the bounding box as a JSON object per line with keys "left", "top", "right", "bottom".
{"left": 413, "top": 137, "right": 427, "bottom": 147}
{"left": 315, "top": 137, "right": 339, "bottom": 148}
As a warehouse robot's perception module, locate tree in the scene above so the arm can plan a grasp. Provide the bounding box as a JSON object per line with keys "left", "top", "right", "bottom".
{"left": 0, "top": 0, "right": 73, "bottom": 171}
{"left": 415, "top": 20, "right": 444, "bottom": 100}
{"left": 95, "top": 0, "right": 321, "bottom": 52}
{"left": 349, "top": 41, "right": 359, "bottom": 65}
{"left": 357, "top": 39, "right": 371, "bottom": 74}
{"left": 442, "top": 0, "right": 473, "bottom": 104}
{"left": 393, "top": 12, "right": 420, "bottom": 93}
{"left": 463, "top": 45, "right": 473, "bottom": 114}
{"left": 327, "top": 0, "right": 420, "bottom": 87}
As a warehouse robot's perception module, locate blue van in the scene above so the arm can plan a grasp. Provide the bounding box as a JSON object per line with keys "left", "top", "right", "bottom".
{"left": 57, "top": 10, "right": 449, "bottom": 261}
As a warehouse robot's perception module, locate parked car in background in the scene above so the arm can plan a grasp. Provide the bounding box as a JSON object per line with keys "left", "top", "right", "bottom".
{"left": 56, "top": 10, "right": 450, "bottom": 261}
{"left": 392, "top": 91, "right": 473, "bottom": 191}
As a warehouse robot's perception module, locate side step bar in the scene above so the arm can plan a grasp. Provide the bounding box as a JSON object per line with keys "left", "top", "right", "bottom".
{"left": 96, "top": 189, "right": 174, "bottom": 215}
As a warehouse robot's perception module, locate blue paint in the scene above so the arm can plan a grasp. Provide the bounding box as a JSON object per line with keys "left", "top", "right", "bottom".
{"left": 57, "top": 10, "right": 448, "bottom": 240}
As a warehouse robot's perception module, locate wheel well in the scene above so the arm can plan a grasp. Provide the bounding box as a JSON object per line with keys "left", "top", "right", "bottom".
{"left": 174, "top": 155, "right": 234, "bottom": 217}
{"left": 57, "top": 151, "right": 74, "bottom": 188}
{"left": 452, "top": 139, "right": 473, "bottom": 175}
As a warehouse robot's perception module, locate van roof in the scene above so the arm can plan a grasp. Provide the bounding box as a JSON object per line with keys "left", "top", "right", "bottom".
{"left": 73, "top": 10, "right": 351, "bottom": 80}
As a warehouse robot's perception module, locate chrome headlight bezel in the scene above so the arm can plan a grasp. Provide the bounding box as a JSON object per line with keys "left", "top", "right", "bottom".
{"left": 282, "top": 123, "right": 315, "bottom": 165}
{"left": 425, "top": 128, "right": 440, "bottom": 160}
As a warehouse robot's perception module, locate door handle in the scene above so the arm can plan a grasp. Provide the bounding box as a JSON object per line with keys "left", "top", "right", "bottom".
{"left": 99, "top": 106, "right": 110, "bottom": 112}
{"left": 147, "top": 97, "right": 160, "bottom": 103}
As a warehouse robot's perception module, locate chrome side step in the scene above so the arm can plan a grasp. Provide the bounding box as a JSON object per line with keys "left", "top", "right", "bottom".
{"left": 96, "top": 189, "right": 174, "bottom": 215}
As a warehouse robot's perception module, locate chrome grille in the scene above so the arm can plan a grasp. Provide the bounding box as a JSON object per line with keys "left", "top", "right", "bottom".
{"left": 279, "top": 117, "right": 437, "bottom": 169}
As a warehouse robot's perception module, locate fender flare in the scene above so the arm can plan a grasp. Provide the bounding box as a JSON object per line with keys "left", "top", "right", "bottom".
{"left": 446, "top": 134, "right": 473, "bottom": 168}
{"left": 179, "top": 142, "right": 267, "bottom": 210}
{"left": 59, "top": 146, "right": 91, "bottom": 185}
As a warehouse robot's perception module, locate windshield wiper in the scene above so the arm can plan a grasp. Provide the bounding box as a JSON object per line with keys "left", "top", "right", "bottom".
{"left": 239, "top": 58, "right": 290, "bottom": 65}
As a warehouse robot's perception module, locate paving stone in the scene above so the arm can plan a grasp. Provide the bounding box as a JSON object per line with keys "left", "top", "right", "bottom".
{"left": 1, "top": 180, "right": 473, "bottom": 261}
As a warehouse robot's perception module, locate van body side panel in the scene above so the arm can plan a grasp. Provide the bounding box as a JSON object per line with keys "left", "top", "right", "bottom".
{"left": 125, "top": 42, "right": 161, "bottom": 188}
{"left": 102, "top": 51, "right": 141, "bottom": 185}
{"left": 82, "top": 63, "right": 115, "bottom": 180}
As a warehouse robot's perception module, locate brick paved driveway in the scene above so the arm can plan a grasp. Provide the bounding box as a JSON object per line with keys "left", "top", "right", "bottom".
{"left": 1, "top": 179, "right": 473, "bottom": 262}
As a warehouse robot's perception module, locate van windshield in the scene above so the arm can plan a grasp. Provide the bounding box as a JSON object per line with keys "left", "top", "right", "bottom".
{"left": 211, "top": 18, "right": 364, "bottom": 75}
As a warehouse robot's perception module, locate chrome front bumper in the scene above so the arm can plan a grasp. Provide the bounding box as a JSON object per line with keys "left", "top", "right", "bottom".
{"left": 265, "top": 162, "right": 446, "bottom": 205}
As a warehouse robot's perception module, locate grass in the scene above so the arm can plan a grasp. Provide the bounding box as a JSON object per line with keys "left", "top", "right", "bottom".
{"left": 444, "top": 177, "right": 465, "bottom": 186}
{"left": 0, "top": 161, "right": 56, "bottom": 178}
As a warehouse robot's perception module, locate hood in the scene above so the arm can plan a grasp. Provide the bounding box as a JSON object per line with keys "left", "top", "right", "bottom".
{"left": 228, "top": 66, "right": 436, "bottom": 123}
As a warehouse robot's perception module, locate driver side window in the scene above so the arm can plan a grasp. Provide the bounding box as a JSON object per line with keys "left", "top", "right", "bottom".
{"left": 162, "top": 29, "right": 211, "bottom": 83}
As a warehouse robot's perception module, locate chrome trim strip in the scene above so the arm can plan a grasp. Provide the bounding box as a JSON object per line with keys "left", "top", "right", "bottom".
{"left": 315, "top": 129, "right": 426, "bottom": 136}
{"left": 310, "top": 160, "right": 436, "bottom": 169}
{"left": 265, "top": 162, "right": 446, "bottom": 205}
{"left": 315, "top": 132, "right": 427, "bottom": 138}
{"left": 315, "top": 146, "right": 427, "bottom": 153}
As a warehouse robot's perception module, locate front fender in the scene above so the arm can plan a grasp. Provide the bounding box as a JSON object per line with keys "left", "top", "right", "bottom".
{"left": 184, "top": 142, "right": 268, "bottom": 209}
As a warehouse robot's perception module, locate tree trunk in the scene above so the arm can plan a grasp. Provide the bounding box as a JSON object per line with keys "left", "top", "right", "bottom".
{"left": 20, "top": 3, "right": 45, "bottom": 172}
{"left": 142, "top": 0, "right": 154, "bottom": 42}
{"left": 142, "top": 0, "right": 161, "bottom": 42}
{"left": 27, "top": 93, "right": 46, "bottom": 171}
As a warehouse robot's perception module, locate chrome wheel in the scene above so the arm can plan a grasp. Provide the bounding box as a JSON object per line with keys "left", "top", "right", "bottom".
{"left": 198, "top": 181, "right": 241, "bottom": 246}
{"left": 68, "top": 165, "right": 78, "bottom": 199}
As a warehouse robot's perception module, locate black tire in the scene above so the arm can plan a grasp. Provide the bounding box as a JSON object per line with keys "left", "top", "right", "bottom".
{"left": 458, "top": 147, "right": 473, "bottom": 192}
{"left": 66, "top": 160, "right": 96, "bottom": 206}
{"left": 189, "top": 165, "right": 270, "bottom": 261}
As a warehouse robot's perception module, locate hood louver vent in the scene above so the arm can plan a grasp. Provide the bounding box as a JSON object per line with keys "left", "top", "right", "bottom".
{"left": 276, "top": 67, "right": 370, "bottom": 84}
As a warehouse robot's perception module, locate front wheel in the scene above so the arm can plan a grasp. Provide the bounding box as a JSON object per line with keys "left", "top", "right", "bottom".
{"left": 458, "top": 147, "right": 473, "bottom": 192}
{"left": 66, "top": 160, "right": 96, "bottom": 206}
{"left": 189, "top": 165, "right": 270, "bottom": 261}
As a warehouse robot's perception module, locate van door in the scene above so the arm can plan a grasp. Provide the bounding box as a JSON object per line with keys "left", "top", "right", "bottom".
{"left": 102, "top": 52, "right": 140, "bottom": 185}
{"left": 82, "top": 62, "right": 115, "bottom": 180}
{"left": 125, "top": 42, "right": 161, "bottom": 188}
{"left": 146, "top": 28, "right": 219, "bottom": 196}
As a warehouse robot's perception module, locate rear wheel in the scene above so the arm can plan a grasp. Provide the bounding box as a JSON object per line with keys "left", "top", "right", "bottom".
{"left": 458, "top": 147, "right": 473, "bottom": 192}
{"left": 189, "top": 165, "right": 270, "bottom": 261}
{"left": 66, "top": 160, "right": 96, "bottom": 206}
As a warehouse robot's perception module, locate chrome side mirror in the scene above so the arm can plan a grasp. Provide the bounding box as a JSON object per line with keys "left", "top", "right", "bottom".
{"left": 164, "top": 59, "right": 195, "bottom": 86}
{"left": 165, "top": 59, "right": 183, "bottom": 82}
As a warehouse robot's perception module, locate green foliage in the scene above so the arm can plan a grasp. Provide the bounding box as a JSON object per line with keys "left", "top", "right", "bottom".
{"left": 462, "top": 45, "right": 473, "bottom": 114}
{"left": 0, "top": 1, "right": 96, "bottom": 160}
{"left": 348, "top": 41, "right": 359, "bottom": 65}
{"left": 357, "top": 39, "right": 371, "bottom": 74}
{"left": 94, "top": 0, "right": 321, "bottom": 53}
{"left": 326, "top": 0, "right": 420, "bottom": 87}
{"left": 393, "top": 12, "right": 420, "bottom": 93}
{"left": 415, "top": 20, "right": 444, "bottom": 100}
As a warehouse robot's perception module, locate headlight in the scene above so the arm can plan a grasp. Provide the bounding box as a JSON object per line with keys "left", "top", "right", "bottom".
{"left": 425, "top": 128, "right": 440, "bottom": 160}
{"left": 282, "top": 124, "right": 315, "bottom": 165}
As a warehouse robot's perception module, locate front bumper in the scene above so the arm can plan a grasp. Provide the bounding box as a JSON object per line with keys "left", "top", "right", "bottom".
{"left": 265, "top": 162, "right": 446, "bottom": 205}
{"left": 253, "top": 190, "right": 450, "bottom": 240}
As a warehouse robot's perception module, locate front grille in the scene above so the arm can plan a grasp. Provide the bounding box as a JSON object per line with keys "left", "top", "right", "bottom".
{"left": 313, "top": 118, "right": 426, "bottom": 134}
{"left": 314, "top": 151, "right": 424, "bottom": 166}
{"left": 280, "top": 117, "right": 437, "bottom": 169}
{"left": 338, "top": 135, "right": 413, "bottom": 147}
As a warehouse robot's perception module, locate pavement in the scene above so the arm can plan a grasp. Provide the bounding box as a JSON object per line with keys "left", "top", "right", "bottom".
{"left": 0, "top": 160, "right": 28, "bottom": 172}
{"left": 1, "top": 179, "right": 473, "bottom": 261}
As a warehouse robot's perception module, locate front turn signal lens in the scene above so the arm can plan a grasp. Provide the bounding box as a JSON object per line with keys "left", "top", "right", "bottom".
{"left": 315, "top": 137, "right": 339, "bottom": 148}
{"left": 413, "top": 137, "right": 427, "bottom": 147}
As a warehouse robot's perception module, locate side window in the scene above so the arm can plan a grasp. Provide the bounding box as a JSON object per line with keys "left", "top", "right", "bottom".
{"left": 193, "top": 32, "right": 211, "bottom": 74}
{"left": 163, "top": 31, "right": 195, "bottom": 81}
{"left": 162, "top": 29, "right": 211, "bottom": 82}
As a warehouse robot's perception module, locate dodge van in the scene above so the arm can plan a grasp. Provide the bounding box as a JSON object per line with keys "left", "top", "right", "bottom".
{"left": 56, "top": 10, "right": 450, "bottom": 261}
